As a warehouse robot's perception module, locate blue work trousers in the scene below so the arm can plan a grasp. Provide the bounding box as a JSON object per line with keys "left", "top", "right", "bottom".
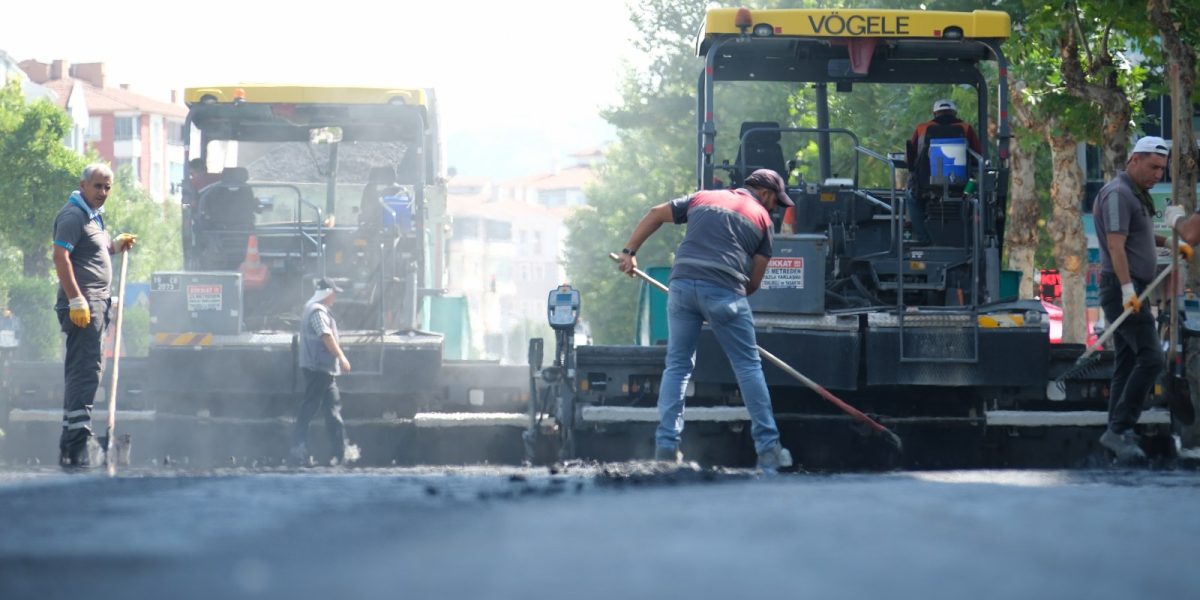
{"left": 56, "top": 299, "right": 111, "bottom": 460}
{"left": 657, "top": 279, "right": 780, "bottom": 454}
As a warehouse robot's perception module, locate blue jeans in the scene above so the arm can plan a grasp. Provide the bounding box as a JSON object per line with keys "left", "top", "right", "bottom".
{"left": 658, "top": 279, "right": 781, "bottom": 454}
{"left": 907, "top": 189, "right": 932, "bottom": 244}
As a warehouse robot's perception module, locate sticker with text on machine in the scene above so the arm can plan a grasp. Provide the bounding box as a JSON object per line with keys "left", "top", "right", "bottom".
{"left": 761, "top": 257, "right": 804, "bottom": 290}
{"left": 186, "top": 284, "right": 223, "bottom": 311}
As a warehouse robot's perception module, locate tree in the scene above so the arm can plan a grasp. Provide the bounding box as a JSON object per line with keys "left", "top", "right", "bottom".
{"left": 1006, "top": 79, "right": 1043, "bottom": 298}
{"left": 1148, "top": 0, "right": 1198, "bottom": 215}
{"left": 0, "top": 84, "right": 183, "bottom": 359}
{"left": 1058, "top": 0, "right": 1149, "bottom": 179}
{"left": 0, "top": 81, "right": 89, "bottom": 277}
{"left": 105, "top": 166, "right": 184, "bottom": 282}
{"left": 563, "top": 0, "right": 707, "bottom": 344}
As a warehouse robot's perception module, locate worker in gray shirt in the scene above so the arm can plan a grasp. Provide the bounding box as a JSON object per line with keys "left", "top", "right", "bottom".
{"left": 291, "top": 278, "right": 355, "bottom": 465}
{"left": 52, "top": 163, "right": 136, "bottom": 468}
{"left": 1092, "top": 136, "right": 1191, "bottom": 460}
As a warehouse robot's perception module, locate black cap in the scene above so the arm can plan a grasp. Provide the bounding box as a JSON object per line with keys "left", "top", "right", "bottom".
{"left": 744, "top": 169, "right": 794, "bottom": 207}
{"left": 316, "top": 277, "right": 344, "bottom": 293}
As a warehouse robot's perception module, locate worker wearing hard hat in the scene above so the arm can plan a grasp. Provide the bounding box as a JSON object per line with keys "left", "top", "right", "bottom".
{"left": 905, "top": 99, "right": 983, "bottom": 245}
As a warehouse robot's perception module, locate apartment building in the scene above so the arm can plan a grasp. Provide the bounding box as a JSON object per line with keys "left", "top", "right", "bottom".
{"left": 20, "top": 59, "right": 186, "bottom": 202}
{"left": 444, "top": 151, "right": 599, "bottom": 361}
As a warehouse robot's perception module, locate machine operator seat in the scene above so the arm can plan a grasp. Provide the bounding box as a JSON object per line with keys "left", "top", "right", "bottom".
{"left": 909, "top": 123, "right": 971, "bottom": 201}
{"left": 201, "top": 167, "right": 257, "bottom": 231}
{"left": 360, "top": 166, "right": 403, "bottom": 230}
{"left": 733, "top": 121, "right": 788, "bottom": 188}
{"left": 195, "top": 167, "right": 256, "bottom": 270}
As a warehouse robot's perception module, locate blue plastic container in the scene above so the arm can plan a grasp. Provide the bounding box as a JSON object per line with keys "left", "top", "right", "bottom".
{"left": 928, "top": 137, "right": 968, "bottom": 183}
{"left": 382, "top": 194, "right": 413, "bottom": 231}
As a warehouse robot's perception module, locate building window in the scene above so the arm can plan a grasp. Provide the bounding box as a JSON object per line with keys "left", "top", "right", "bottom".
{"left": 87, "top": 117, "right": 102, "bottom": 141}
{"left": 453, "top": 217, "right": 480, "bottom": 240}
{"left": 114, "top": 158, "right": 140, "bottom": 184}
{"left": 486, "top": 220, "right": 512, "bottom": 241}
{"left": 167, "top": 121, "right": 184, "bottom": 145}
{"left": 114, "top": 116, "right": 140, "bottom": 141}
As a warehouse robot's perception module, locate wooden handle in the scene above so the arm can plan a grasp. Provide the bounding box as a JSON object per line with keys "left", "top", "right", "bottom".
{"left": 105, "top": 251, "right": 129, "bottom": 442}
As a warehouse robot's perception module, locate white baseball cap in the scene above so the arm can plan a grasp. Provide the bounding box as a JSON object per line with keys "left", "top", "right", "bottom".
{"left": 933, "top": 99, "right": 957, "bottom": 113}
{"left": 1131, "top": 136, "right": 1170, "bottom": 156}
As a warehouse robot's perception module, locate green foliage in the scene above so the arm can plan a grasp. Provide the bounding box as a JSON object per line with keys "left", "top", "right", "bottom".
{"left": 0, "top": 81, "right": 90, "bottom": 277}
{"left": 6, "top": 276, "right": 61, "bottom": 361}
{"left": 565, "top": 0, "right": 707, "bottom": 344}
{"left": 0, "top": 83, "right": 181, "bottom": 358}
{"left": 105, "top": 166, "right": 184, "bottom": 282}
{"left": 121, "top": 304, "right": 150, "bottom": 357}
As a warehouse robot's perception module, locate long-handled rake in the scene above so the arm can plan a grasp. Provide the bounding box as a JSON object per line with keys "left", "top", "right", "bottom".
{"left": 609, "top": 253, "right": 903, "bottom": 452}
{"left": 103, "top": 250, "right": 132, "bottom": 473}
{"left": 1054, "top": 262, "right": 1174, "bottom": 388}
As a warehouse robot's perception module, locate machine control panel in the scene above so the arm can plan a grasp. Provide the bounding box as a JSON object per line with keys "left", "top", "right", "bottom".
{"left": 547, "top": 285, "right": 581, "bottom": 331}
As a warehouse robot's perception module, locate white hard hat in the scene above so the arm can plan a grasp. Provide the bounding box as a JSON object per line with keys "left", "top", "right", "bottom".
{"left": 1131, "top": 136, "right": 1170, "bottom": 156}
{"left": 933, "top": 99, "right": 957, "bottom": 113}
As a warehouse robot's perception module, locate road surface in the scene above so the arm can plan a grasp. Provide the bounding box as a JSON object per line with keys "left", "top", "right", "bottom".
{"left": 1, "top": 464, "right": 1197, "bottom": 599}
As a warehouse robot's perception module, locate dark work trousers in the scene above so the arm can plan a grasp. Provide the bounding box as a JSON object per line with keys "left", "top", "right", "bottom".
{"left": 56, "top": 299, "right": 111, "bottom": 461}
{"left": 1099, "top": 274, "right": 1165, "bottom": 434}
{"left": 294, "top": 368, "right": 346, "bottom": 461}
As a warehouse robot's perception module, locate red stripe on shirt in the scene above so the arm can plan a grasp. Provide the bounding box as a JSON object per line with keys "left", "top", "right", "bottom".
{"left": 689, "top": 189, "right": 771, "bottom": 232}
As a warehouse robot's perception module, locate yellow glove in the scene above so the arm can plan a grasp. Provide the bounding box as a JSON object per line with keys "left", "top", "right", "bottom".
{"left": 114, "top": 233, "right": 137, "bottom": 252}
{"left": 1177, "top": 242, "right": 1194, "bottom": 261}
{"left": 68, "top": 297, "right": 91, "bottom": 328}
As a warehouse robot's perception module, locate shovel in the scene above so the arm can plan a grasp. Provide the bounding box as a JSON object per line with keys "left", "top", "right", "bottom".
{"left": 610, "top": 253, "right": 903, "bottom": 452}
{"left": 1165, "top": 231, "right": 1196, "bottom": 426}
{"left": 103, "top": 250, "right": 132, "bottom": 472}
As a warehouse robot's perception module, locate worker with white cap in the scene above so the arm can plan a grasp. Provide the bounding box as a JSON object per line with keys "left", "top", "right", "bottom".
{"left": 904, "top": 99, "right": 983, "bottom": 245}
{"left": 291, "top": 277, "right": 355, "bottom": 465}
{"left": 1093, "top": 135, "right": 1191, "bottom": 461}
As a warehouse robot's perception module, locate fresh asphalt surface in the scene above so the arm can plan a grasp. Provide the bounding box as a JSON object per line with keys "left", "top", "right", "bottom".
{"left": 1, "top": 463, "right": 1198, "bottom": 600}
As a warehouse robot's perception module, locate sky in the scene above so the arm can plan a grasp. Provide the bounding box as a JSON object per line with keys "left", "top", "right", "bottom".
{"left": 4, "top": 0, "right": 640, "bottom": 179}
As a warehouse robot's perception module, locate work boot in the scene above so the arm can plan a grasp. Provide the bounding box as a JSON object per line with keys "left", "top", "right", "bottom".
{"left": 288, "top": 443, "right": 310, "bottom": 466}
{"left": 757, "top": 443, "right": 794, "bottom": 475}
{"left": 59, "top": 443, "right": 91, "bottom": 471}
{"left": 654, "top": 446, "right": 683, "bottom": 465}
{"left": 1100, "top": 429, "right": 1146, "bottom": 461}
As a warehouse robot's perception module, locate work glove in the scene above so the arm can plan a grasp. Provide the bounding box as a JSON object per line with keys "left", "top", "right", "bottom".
{"left": 1121, "top": 282, "right": 1141, "bottom": 313}
{"left": 113, "top": 233, "right": 137, "bottom": 252}
{"left": 1178, "top": 242, "right": 1194, "bottom": 261}
{"left": 68, "top": 296, "right": 91, "bottom": 328}
{"left": 1163, "top": 205, "right": 1187, "bottom": 230}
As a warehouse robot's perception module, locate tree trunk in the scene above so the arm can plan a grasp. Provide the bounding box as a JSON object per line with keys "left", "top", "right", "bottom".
{"left": 1148, "top": 0, "right": 1197, "bottom": 214}
{"left": 1007, "top": 148, "right": 1039, "bottom": 298}
{"left": 1047, "top": 134, "right": 1088, "bottom": 344}
{"left": 1006, "top": 80, "right": 1041, "bottom": 298}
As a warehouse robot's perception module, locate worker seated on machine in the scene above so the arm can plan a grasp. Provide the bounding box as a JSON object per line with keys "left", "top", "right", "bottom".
{"left": 904, "top": 99, "right": 981, "bottom": 246}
